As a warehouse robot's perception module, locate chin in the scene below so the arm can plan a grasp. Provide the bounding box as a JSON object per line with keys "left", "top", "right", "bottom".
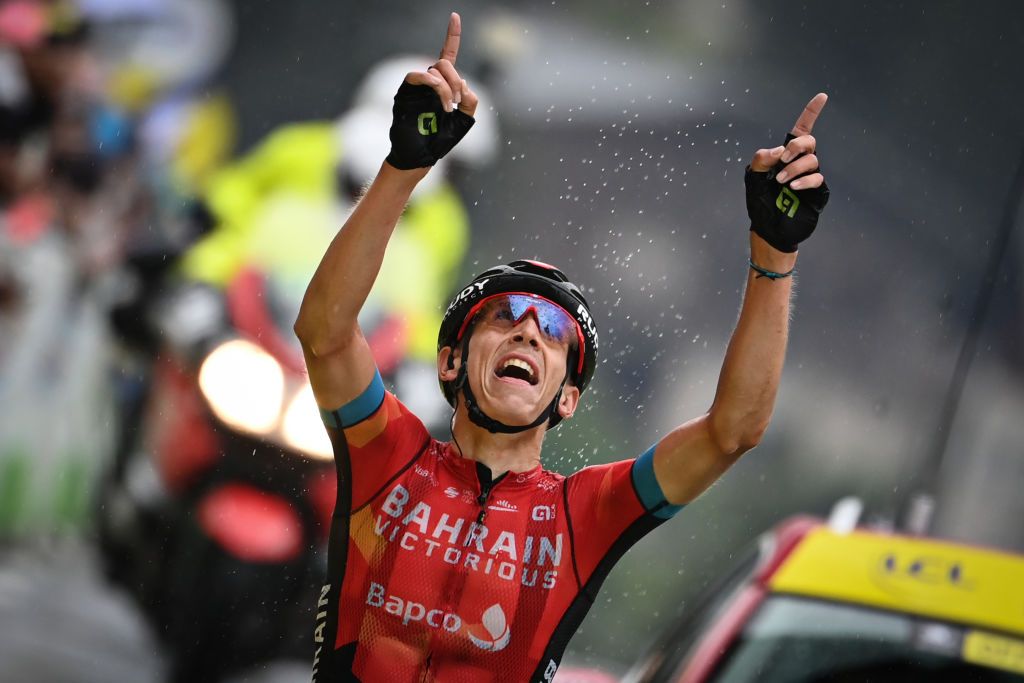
{"left": 478, "top": 386, "right": 545, "bottom": 427}
{"left": 483, "top": 402, "right": 543, "bottom": 428}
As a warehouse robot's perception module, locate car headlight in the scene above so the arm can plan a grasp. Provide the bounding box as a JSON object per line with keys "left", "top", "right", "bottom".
{"left": 198, "top": 339, "right": 285, "bottom": 434}
{"left": 281, "top": 385, "right": 334, "bottom": 461}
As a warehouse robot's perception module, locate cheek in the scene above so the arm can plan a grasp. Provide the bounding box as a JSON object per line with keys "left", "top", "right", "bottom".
{"left": 545, "top": 350, "right": 569, "bottom": 382}
{"left": 469, "top": 352, "right": 489, "bottom": 377}
{"left": 468, "top": 331, "right": 500, "bottom": 370}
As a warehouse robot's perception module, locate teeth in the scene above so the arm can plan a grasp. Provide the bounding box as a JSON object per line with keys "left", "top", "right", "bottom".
{"left": 502, "top": 358, "right": 534, "bottom": 378}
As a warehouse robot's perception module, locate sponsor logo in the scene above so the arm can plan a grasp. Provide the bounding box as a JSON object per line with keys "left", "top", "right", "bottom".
{"left": 366, "top": 582, "right": 461, "bottom": 632}
{"left": 417, "top": 112, "right": 438, "bottom": 136}
{"left": 414, "top": 464, "right": 437, "bottom": 484}
{"left": 467, "top": 604, "right": 511, "bottom": 652}
{"left": 535, "top": 478, "right": 558, "bottom": 493}
{"left": 543, "top": 659, "right": 558, "bottom": 681}
{"left": 311, "top": 583, "right": 331, "bottom": 681}
{"left": 443, "top": 486, "right": 474, "bottom": 502}
{"left": 531, "top": 504, "right": 556, "bottom": 521}
{"left": 776, "top": 186, "right": 800, "bottom": 218}
{"left": 445, "top": 279, "right": 491, "bottom": 315}
{"left": 488, "top": 499, "right": 518, "bottom": 513}
{"left": 375, "top": 484, "right": 561, "bottom": 590}
{"left": 365, "top": 583, "right": 512, "bottom": 653}
{"left": 874, "top": 551, "right": 974, "bottom": 595}
{"left": 577, "top": 303, "right": 599, "bottom": 349}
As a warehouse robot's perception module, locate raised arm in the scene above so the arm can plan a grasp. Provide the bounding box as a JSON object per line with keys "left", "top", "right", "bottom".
{"left": 294, "top": 12, "right": 478, "bottom": 410}
{"left": 652, "top": 94, "right": 830, "bottom": 504}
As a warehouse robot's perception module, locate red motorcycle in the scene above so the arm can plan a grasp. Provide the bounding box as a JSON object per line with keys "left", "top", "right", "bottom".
{"left": 100, "top": 266, "right": 336, "bottom": 683}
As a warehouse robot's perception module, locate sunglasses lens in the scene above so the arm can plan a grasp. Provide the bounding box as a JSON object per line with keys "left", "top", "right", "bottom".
{"left": 503, "top": 295, "right": 577, "bottom": 345}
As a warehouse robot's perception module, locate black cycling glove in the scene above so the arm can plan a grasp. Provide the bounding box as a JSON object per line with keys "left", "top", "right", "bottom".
{"left": 745, "top": 134, "right": 829, "bottom": 253}
{"left": 385, "top": 82, "right": 475, "bottom": 170}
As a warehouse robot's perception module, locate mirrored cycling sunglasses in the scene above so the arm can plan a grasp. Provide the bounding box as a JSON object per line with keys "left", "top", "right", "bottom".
{"left": 458, "top": 293, "right": 584, "bottom": 354}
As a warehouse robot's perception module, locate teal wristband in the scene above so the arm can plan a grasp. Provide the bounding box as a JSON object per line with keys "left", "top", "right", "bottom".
{"left": 748, "top": 258, "right": 794, "bottom": 280}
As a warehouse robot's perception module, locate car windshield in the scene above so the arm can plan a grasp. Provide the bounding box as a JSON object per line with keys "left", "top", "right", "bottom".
{"left": 706, "top": 595, "right": 1024, "bottom": 683}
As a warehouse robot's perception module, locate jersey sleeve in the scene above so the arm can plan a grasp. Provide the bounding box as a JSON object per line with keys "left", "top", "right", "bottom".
{"left": 319, "top": 369, "right": 431, "bottom": 511}
{"left": 565, "top": 445, "right": 684, "bottom": 592}
{"left": 631, "top": 444, "right": 686, "bottom": 520}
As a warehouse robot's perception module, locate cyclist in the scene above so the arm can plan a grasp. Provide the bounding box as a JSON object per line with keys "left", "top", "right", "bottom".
{"left": 294, "top": 13, "right": 829, "bottom": 682}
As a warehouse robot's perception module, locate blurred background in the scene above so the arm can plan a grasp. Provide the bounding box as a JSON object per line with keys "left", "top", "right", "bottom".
{"left": 1, "top": 0, "right": 1022, "bottom": 680}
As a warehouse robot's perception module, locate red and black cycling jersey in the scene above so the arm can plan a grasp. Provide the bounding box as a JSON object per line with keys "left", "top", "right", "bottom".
{"left": 312, "top": 370, "right": 682, "bottom": 682}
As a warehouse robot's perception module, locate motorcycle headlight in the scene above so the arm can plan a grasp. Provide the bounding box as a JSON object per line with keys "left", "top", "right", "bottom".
{"left": 198, "top": 339, "right": 285, "bottom": 434}
{"left": 281, "top": 385, "right": 334, "bottom": 461}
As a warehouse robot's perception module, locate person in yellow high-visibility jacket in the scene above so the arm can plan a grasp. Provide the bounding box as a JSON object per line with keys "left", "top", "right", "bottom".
{"left": 181, "top": 56, "right": 497, "bottom": 429}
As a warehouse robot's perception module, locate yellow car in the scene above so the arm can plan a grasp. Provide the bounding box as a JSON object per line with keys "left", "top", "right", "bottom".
{"left": 624, "top": 514, "right": 1024, "bottom": 682}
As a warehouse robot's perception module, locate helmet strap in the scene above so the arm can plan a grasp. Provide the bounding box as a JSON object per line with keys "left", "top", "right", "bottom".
{"left": 454, "top": 332, "right": 566, "bottom": 434}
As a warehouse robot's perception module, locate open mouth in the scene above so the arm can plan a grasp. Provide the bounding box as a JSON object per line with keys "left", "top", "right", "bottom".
{"left": 494, "top": 357, "right": 538, "bottom": 386}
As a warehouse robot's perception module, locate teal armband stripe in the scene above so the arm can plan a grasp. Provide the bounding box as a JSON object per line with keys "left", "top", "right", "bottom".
{"left": 319, "top": 370, "right": 386, "bottom": 429}
{"left": 632, "top": 445, "right": 685, "bottom": 520}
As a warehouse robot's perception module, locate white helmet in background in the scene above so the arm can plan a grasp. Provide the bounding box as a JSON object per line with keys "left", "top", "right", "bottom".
{"left": 336, "top": 54, "right": 499, "bottom": 194}
{"left": 334, "top": 104, "right": 448, "bottom": 199}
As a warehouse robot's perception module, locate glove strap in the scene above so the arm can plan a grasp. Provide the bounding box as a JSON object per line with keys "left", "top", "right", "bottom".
{"left": 748, "top": 258, "right": 795, "bottom": 280}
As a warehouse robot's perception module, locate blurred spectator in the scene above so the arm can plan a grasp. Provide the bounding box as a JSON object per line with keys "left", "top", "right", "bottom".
{"left": 0, "top": 0, "right": 119, "bottom": 539}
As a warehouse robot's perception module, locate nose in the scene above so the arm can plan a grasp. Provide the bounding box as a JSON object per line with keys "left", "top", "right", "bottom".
{"left": 512, "top": 312, "right": 542, "bottom": 348}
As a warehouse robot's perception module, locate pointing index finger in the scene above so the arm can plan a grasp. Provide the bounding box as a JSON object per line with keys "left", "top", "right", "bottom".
{"left": 439, "top": 12, "right": 461, "bottom": 66}
{"left": 791, "top": 92, "right": 828, "bottom": 137}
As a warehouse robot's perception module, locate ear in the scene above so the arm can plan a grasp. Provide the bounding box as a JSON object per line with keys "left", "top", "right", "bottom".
{"left": 437, "top": 346, "right": 461, "bottom": 382}
{"left": 556, "top": 384, "right": 581, "bottom": 420}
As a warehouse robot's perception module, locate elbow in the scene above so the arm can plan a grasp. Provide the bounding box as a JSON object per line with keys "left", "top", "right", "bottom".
{"left": 293, "top": 308, "right": 354, "bottom": 358}
{"left": 293, "top": 309, "right": 318, "bottom": 349}
{"left": 736, "top": 420, "right": 769, "bottom": 452}
{"left": 708, "top": 413, "right": 770, "bottom": 457}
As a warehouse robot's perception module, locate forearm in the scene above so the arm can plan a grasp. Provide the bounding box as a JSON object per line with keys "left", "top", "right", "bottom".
{"left": 294, "top": 162, "right": 428, "bottom": 355}
{"left": 651, "top": 94, "right": 826, "bottom": 503}
{"left": 707, "top": 233, "right": 797, "bottom": 453}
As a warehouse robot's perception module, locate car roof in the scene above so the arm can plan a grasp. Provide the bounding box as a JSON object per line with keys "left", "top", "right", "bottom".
{"left": 761, "top": 521, "right": 1024, "bottom": 637}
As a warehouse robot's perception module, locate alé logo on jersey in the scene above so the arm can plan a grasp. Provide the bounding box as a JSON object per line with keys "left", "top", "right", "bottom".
{"left": 366, "top": 582, "right": 511, "bottom": 652}
{"left": 531, "top": 504, "right": 556, "bottom": 521}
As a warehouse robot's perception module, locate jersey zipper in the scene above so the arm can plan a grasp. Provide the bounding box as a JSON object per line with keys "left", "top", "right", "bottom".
{"left": 476, "top": 479, "right": 493, "bottom": 526}
{"left": 474, "top": 462, "right": 506, "bottom": 526}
